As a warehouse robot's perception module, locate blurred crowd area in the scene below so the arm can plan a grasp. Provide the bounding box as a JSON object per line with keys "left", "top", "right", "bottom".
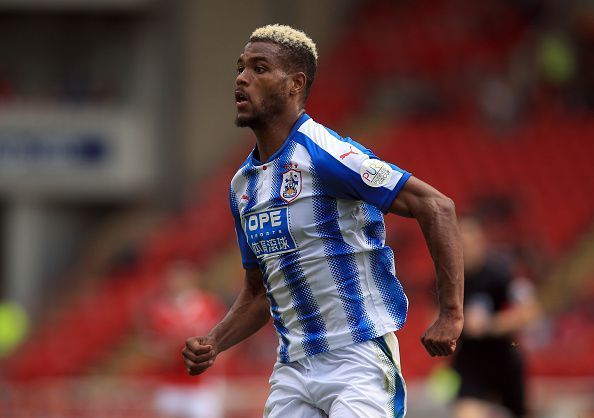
{"left": 1, "top": 0, "right": 594, "bottom": 417}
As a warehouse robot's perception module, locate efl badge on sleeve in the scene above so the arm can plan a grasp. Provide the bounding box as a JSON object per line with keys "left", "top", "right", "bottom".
{"left": 280, "top": 169, "right": 302, "bottom": 203}
{"left": 360, "top": 159, "right": 393, "bottom": 188}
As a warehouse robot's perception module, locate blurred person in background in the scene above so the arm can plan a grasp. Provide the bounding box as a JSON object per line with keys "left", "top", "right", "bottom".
{"left": 140, "top": 261, "right": 225, "bottom": 371}
{"left": 182, "top": 24, "right": 464, "bottom": 417}
{"left": 452, "top": 217, "right": 541, "bottom": 418}
{"left": 134, "top": 261, "right": 226, "bottom": 418}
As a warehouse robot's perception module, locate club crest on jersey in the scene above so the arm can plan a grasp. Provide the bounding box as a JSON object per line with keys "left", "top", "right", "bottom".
{"left": 280, "top": 169, "right": 302, "bottom": 203}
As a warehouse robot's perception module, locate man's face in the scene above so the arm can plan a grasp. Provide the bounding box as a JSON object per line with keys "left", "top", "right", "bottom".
{"left": 235, "top": 41, "right": 291, "bottom": 128}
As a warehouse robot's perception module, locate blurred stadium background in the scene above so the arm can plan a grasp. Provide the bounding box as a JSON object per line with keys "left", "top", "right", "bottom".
{"left": 0, "top": 0, "right": 593, "bottom": 417}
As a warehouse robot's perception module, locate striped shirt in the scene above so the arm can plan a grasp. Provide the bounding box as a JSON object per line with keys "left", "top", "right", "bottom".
{"left": 230, "top": 113, "right": 411, "bottom": 363}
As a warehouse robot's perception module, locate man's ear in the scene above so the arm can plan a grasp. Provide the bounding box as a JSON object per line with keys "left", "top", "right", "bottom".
{"left": 289, "top": 72, "right": 307, "bottom": 96}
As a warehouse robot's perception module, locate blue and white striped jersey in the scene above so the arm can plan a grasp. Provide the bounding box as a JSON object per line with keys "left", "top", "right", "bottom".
{"left": 230, "top": 113, "right": 411, "bottom": 363}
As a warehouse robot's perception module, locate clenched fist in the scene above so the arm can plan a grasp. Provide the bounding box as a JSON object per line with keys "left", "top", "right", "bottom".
{"left": 182, "top": 335, "right": 218, "bottom": 376}
{"left": 421, "top": 312, "right": 464, "bottom": 357}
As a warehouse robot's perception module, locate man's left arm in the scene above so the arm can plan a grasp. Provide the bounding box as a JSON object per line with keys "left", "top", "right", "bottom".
{"left": 390, "top": 176, "right": 464, "bottom": 356}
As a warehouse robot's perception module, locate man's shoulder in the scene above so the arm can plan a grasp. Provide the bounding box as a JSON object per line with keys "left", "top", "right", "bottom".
{"left": 296, "top": 116, "right": 373, "bottom": 162}
{"left": 297, "top": 116, "right": 345, "bottom": 145}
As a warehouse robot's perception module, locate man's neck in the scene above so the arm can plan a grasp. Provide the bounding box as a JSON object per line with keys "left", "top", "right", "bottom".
{"left": 252, "top": 110, "right": 304, "bottom": 163}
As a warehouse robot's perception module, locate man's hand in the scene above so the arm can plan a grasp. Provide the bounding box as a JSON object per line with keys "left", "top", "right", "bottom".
{"left": 181, "top": 268, "right": 270, "bottom": 377}
{"left": 182, "top": 335, "right": 218, "bottom": 376}
{"left": 421, "top": 312, "right": 464, "bottom": 357}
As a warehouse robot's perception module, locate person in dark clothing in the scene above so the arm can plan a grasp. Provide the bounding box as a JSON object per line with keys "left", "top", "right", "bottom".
{"left": 452, "top": 217, "right": 540, "bottom": 418}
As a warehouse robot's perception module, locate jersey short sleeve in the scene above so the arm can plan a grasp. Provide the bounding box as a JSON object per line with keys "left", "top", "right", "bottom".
{"left": 295, "top": 122, "right": 411, "bottom": 213}
{"left": 229, "top": 186, "right": 259, "bottom": 269}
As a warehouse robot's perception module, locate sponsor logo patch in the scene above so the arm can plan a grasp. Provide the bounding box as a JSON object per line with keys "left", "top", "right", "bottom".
{"left": 360, "top": 159, "right": 393, "bottom": 188}
{"left": 280, "top": 169, "right": 302, "bottom": 203}
{"left": 243, "top": 207, "right": 297, "bottom": 257}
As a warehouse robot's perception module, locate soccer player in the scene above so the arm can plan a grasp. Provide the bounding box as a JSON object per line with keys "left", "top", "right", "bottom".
{"left": 452, "top": 217, "right": 540, "bottom": 418}
{"left": 182, "top": 24, "right": 464, "bottom": 417}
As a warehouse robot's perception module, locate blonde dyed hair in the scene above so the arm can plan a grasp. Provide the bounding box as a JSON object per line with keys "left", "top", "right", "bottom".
{"left": 250, "top": 24, "right": 318, "bottom": 61}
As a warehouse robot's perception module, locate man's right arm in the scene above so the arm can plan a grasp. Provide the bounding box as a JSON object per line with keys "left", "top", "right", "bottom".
{"left": 182, "top": 267, "right": 270, "bottom": 376}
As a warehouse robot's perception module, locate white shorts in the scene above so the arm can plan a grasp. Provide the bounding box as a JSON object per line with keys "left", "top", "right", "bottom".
{"left": 264, "top": 333, "right": 406, "bottom": 418}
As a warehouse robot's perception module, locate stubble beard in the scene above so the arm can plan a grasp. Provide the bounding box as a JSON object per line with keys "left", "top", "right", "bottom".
{"left": 235, "top": 91, "right": 287, "bottom": 129}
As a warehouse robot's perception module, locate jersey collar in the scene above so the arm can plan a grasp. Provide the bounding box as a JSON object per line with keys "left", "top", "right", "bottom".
{"left": 250, "top": 113, "right": 311, "bottom": 166}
